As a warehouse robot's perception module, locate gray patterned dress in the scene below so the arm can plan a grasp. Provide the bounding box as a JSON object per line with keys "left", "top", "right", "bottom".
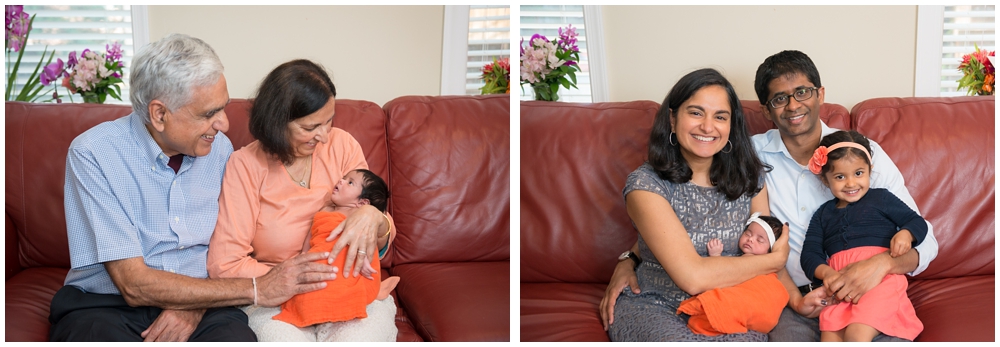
{"left": 608, "top": 163, "right": 767, "bottom": 342}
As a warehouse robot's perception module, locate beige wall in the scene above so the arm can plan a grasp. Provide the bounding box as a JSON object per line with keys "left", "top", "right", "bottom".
{"left": 602, "top": 5, "right": 916, "bottom": 110}
{"left": 148, "top": 6, "right": 444, "bottom": 106}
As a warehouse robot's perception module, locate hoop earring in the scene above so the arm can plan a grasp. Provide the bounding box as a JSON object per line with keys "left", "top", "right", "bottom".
{"left": 721, "top": 140, "right": 733, "bottom": 154}
{"left": 669, "top": 132, "right": 677, "bottom": 146}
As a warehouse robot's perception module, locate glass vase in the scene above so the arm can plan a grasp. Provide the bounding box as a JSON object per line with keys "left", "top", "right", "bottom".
{"left": 81, "top": 94, "right": 101, "bottom": 104}
{"left": 532, "top": 83, "right": 559, "bottom": 102}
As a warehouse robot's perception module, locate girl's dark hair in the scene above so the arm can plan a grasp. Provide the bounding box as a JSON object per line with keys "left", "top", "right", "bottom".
{"left": 754, "top": 50, "right": 822, "bottom": 106}
{"left": 249, "top": 59, "right": 337, "bottom": 165}
{"left": 756, "top": 215, "right": 784, "bottom": 240}
{"left": 817, "top": 130, "right": 872, "bottom": 176}
{"left": 648, "top": 68, "right": 770, "bottom": 200}
{"left": 355, "top": 169, "right": 389, "bottom": 213}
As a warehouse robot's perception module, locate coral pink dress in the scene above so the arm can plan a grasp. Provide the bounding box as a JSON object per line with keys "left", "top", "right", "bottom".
{"left": 820, "top": 246, "right": 923, "bottom": 340}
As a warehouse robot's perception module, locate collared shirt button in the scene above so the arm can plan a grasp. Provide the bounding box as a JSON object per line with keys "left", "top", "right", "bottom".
{"left": 179, "top": 246, "right": 185, "bottom": 250}
{"left": 801, "top": 207, "right": 806, "bottom": 211}
{"left": 174, "top": 217, "right": 179, "bottom": 222}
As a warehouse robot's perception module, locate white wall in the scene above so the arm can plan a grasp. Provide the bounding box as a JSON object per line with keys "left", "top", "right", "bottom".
{"left": 601, "top": 5, "right": 917, "bottom": 110}
{"left": 148, "top": 6, "right": 444, "bottom": 106}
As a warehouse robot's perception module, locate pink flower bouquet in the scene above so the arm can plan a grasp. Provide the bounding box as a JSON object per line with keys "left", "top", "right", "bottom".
{"left": 520, "top": 24, "right": 582, "bottom": 101}
{"left": 42, "top": 42, "right": 126, "bottom": 103}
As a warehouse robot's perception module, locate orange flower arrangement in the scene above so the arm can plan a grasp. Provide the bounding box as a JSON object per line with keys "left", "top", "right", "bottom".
{"left": 480, "top": 57, "right": 510, "bottom": 95}
{"left": 957, "top": 44, "right": 995, "bottom": 96}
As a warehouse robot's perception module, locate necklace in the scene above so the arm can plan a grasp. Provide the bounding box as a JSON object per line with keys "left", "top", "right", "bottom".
{"left": 287, "top": 156, "right": 312, "bottom": 187}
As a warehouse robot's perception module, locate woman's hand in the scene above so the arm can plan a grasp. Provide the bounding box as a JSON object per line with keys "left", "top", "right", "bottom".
{"left": 769, "top": 223, "right": 790, "bottom": 270}
{"left": 326, "top": 205, "right": 386, "bottom": 277}
{"left": 599, "top": 259, "right": 640, "bottom": 331}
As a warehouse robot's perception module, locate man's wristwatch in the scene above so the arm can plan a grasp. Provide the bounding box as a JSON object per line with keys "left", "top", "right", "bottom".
{"left": 618, "top": 250, "right": 642, "bottom": 271}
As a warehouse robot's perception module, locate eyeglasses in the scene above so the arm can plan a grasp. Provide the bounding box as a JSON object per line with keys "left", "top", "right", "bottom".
{"left": 768, "top": 86, "right": 819, "bottom": 109}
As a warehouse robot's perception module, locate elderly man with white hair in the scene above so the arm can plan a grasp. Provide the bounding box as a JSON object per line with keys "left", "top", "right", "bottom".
{"left": 48, "top": 33, "right": 338, "bottom": 342}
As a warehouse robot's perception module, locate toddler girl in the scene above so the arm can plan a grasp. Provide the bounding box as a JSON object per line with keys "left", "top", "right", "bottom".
{"left": 800, "top": 130, "right": 926, "bottom": 342}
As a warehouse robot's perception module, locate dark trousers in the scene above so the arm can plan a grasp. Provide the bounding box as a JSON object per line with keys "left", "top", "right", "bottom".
{"left": 49, "top": 285, "right": 257, "bottom": 342}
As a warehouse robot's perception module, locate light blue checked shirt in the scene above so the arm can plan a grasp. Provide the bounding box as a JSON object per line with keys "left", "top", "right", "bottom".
{"left": 752, "top": 121, "right": 938, "bottom": 287}
{"left": 63, "top": 113, "right": 233, "bottom": 295}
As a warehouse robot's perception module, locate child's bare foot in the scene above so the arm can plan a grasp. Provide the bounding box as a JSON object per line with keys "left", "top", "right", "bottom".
{"left": 377, "top": 276, "right": 400, "bottom": 300}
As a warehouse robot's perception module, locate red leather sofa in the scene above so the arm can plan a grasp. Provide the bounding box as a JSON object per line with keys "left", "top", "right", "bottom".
{"left": 5, "top": 94, "right": 511, "bottom": 342}
{"left": 520, "top": 96, "right": 994, "bottom": 342}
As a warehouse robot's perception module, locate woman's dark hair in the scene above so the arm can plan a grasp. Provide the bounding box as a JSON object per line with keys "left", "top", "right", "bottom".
{"left": 648, "top": 68, "right": 770, "bottom": 200}
{"left": 754, "top": 50, "right": 822, "bottom": 106}
{"left": 249, "top": 59, "right": 337, "bottom": 165}
{"left": 817, "top": 130, "right": 872, "bottom": 176}
{"left": 355, "top": 169, "right": 389, "bottom": 213}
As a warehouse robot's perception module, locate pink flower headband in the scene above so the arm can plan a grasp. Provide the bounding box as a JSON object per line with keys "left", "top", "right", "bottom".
{"left": 808, "top": 142, "right": 872, "bottom": 175}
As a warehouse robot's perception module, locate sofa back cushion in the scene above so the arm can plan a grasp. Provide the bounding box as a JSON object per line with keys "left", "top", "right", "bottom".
{"left": 851, "top": 96, "right": 994, "bottom": 279}
{"left": 5, "top": 98, "right": 387, "bottom": 270}
{"left": 7, "top": 102, "right": 133, "bottom": 269}
{"left": 520, "top": 101, "right": 659, "bottom": 283}
{"left": 381, "top": 95, "right": 510, "bottom": 265}
{"left": 741, "top": 100, "right": 852, "bottom": 134}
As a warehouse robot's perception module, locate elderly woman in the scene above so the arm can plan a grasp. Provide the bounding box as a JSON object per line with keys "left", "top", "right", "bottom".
{"left": 207, "top": 59, "right": 396, "bottom": 342}
{"left": 602, "top": 69, "right": 790, "bottom": 341}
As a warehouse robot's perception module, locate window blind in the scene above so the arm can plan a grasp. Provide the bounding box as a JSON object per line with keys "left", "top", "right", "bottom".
{"left": 465, "top": 5, "right": 510, "bottom": 95}
{"left": 9, "top": 5, "right": 134, "bottom": 104}
{"left": 519, "top": 5, "right": 591, "bottom": 102}
{"left": 940, "top": 5, "right": 994, "bottom": 96}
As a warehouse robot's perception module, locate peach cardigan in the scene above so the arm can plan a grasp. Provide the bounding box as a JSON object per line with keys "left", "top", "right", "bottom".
{"left": 207, "top": 128, "right": 394, "bottom": 279}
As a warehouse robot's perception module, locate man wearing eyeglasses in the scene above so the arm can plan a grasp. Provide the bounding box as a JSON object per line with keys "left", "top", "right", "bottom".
{"left": 750, "top": 50, "right": 938, "bottom": 342}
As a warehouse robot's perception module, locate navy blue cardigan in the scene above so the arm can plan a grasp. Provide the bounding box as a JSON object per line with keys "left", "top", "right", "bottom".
{"left": 800, "top": 188, "right": 928, "bottom": 282}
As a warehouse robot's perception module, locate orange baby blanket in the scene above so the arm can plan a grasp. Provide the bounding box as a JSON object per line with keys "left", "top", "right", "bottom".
{"left": 273, "top": 211, "right": 381, "bottom": 327}
{"left": 676, "top": 273, "right": 789, "bottom": 336}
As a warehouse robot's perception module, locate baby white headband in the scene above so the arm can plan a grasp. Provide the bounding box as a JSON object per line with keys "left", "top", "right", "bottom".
{"left": 746, "top": 212, "right": 776, "bottom": 247}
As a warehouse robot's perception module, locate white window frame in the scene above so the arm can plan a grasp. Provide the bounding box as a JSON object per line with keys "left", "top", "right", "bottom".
{"left": 583, "top": 5, "right": 607, "bottom": 102}
{"left": 441, "top": 5, "right": 471, "bottom": 95}
{"left": 914, "top": 6, "right": 944, "bottom": 97}
{"left": 132, "top": 5, "right": 149, "bottom": 51}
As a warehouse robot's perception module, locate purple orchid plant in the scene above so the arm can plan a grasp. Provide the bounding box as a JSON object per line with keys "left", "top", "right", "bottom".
{"left": 520, "top": 24, "right": 582, "bottom": 101}
{"left": 5, "top": 5, "right": 60, "bottom": 102}
{"left": 41, "top": 41, "right": 126, "bottom": 103}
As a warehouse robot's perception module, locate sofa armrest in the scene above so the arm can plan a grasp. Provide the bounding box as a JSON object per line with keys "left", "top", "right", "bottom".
{"left": 6, "top": 212, "right": 20, "bottom": 280}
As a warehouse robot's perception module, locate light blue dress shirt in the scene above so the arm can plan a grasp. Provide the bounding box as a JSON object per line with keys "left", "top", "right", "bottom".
{"left": 751, "top": 121, "right": 938, "bottom": 287}
{"left": 63, "top": 113, "right": 233, "bottom": 295}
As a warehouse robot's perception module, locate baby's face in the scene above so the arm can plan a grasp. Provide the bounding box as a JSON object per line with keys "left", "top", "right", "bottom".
{"left": 331, "top": 170, "right": 365, "bottom": 207}
{"left": 739, "top": 223, "right": 771, "bottom": 255}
